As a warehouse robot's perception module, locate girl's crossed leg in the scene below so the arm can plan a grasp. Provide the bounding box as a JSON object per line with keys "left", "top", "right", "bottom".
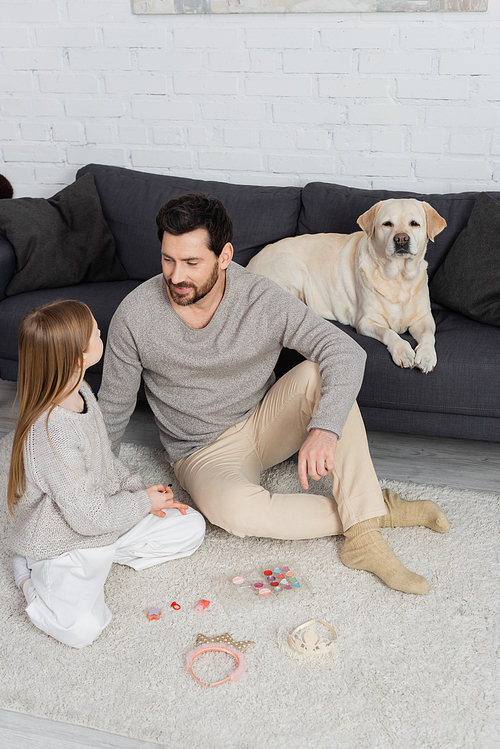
{"left": 23, "top": 507, "right": 205, "bottom": 648}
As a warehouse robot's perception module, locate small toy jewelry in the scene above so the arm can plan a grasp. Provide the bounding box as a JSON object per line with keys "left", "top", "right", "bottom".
{"left": 287, "top": 619, "right": 338, "bottom": 656}
{"left": 146, "top": 607, "right": 161, "bottom": 621}
{"left": 185, "top": 633, "right": 255, "bottom": 688}
{"left": 195, "top": 599, "right": 210, "bottom": 612}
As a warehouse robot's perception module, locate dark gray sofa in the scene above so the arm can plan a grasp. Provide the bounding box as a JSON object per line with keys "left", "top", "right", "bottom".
{"left": 1, "top": 163, "right": 499, "bottom": 442}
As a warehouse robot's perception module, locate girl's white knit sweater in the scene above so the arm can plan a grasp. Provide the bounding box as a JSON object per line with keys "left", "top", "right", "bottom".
{"left": 10, "top": 382, "right": 152, "bottom": 560}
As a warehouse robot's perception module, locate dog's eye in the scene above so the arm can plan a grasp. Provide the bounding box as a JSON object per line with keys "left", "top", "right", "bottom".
{"left": 382, "top": 221, "right": 393, "bottom": 227}
{"left": 410, "top": 221, "right": 420, "bottom": 227}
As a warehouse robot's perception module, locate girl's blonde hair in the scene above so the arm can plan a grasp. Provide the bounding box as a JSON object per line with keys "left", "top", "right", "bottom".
{"left": 7, "top": 300, "right": 94, "bottom": 514}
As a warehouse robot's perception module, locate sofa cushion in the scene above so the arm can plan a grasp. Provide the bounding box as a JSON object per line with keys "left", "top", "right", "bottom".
{"left": 0, "top": 233, "right": 16, "bottom": 301}
{"left": 0, "top": 173, "right": 128, "bottom": 297}
{"left": 77, "top": 164, "right": 302, "bottom": 278}
{"left": 429, "top": 192, "right": 500, "bottom": 327}
{"left": 278, "top": 307, "right": 500, "bottom": 423}
{"left": 0, "top": 279, "right": 140, "bottom": 387}
{"left": 299, "top": 182, "right": 500, "bottom": 279}
{"left": 352, "top": 307, "right": 500, "bottom": 421}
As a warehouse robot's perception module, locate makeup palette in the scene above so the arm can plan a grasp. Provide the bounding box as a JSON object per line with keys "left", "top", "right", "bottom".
{"left": 230, "top": 565, "right": 302, "bottom": 597}
{"left": 215, "top": 563, "right": 310, "bottom": 615}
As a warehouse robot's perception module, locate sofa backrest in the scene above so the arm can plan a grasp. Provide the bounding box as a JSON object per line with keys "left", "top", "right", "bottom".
{"left": 0, "top": 234, "right": 16, "bottom": 301}
{"left": 298, "top": 182, "right": 500, "bottom": 279}
{"left": 77, "top": 164, "right": 302, "bottom": 279}
{"left": 79, "top": 164, "right": 500, "bottom": 283}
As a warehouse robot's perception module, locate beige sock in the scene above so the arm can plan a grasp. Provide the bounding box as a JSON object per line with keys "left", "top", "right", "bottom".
{"left": 379, "top": 488, "right": 450, "bottom": 533}
{"left": 341, "top": 518, "right": 429, "bottom": 595}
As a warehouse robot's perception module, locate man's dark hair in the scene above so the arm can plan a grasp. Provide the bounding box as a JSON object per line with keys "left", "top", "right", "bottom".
{"left": 156, "top": 192, "right": 233, "bottom": 257}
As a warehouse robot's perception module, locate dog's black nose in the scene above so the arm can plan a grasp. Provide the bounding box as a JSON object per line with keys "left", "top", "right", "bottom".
{"left": 394, "top": 233, "right": 410, "bottom": 246}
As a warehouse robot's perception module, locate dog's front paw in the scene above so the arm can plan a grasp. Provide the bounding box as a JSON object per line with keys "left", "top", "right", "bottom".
{"left": 389, "top": 339, "right": 415, "bottom": 369}
{"left": 414, "top": 344, "right": 437, "bottom": 373}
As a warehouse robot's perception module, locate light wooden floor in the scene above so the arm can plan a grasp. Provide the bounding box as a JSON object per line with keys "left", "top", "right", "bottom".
{"left": 0, "top": 377, "right": 498, "bottom": 748}
{"left": 2, "top": 378, "right": 498, "bottom": 492}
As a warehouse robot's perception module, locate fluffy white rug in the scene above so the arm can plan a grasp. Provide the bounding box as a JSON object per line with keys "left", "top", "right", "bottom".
{"left": 0, "top": 433, "right": 498, "bottom": 749}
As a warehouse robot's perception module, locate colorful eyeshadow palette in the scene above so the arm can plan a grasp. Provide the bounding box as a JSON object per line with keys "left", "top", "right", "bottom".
{"left": 215, "top": 564, "right": 310, "bottom": 615}
{"left": 231, "top": 566, "right": 301, "bottom": 595}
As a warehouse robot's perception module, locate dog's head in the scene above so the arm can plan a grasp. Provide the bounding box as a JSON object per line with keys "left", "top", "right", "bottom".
{"left": 357, "top": 198, "right": 447, "bottom": 262}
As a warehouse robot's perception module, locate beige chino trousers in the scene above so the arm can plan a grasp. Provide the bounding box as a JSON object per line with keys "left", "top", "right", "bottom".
{"left": 173, "top": 361, "right": 386, "bottom": 540}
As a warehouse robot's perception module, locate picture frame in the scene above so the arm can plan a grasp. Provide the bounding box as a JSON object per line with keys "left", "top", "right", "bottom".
{"left": 132, "top": 0, "right": 488, "bottom": 16}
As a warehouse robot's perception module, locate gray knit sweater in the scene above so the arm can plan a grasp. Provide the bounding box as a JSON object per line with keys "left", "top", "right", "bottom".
{"left": 99, "top": 262, "right": 367, "bottom": 463}
{"left": 10, "top": 382, "right": 152, "bottom": 559}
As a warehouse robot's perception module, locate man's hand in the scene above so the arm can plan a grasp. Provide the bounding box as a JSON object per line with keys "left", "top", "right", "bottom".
{"left": 298, "top": 428, "right": 338, "bottom": 491}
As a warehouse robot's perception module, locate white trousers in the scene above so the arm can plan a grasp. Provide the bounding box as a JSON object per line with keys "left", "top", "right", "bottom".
{"left": 23, "top": 507, "right": 205, "bottom": 649}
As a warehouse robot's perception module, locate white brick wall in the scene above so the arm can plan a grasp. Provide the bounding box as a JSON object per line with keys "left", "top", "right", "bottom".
{"left": 0, "top": 1, "right": 499, "bottom": 197}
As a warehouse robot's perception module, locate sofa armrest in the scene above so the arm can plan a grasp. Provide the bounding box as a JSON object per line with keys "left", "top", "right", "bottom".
{"left": 0, "top": 234, "right": 16, "bottom": 301}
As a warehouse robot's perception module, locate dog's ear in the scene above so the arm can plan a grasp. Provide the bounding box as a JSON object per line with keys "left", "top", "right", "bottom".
{"left": 357, "top": 202, "right": 382, "bottom": 238}
{"left": 422, "top": 202, "right": 447, "bottom": 241}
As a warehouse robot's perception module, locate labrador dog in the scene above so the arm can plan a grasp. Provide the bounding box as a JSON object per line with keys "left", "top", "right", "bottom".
{"left": 247, "top": 199, "right": 447, "bottom": 372}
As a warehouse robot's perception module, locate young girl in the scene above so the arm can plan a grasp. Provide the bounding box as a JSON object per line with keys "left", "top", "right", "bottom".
{"left": 8, "top": 300, "right": 205, "bottom": 649}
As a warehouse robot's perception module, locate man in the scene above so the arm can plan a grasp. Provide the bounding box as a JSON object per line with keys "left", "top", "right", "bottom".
{"left": 99, "top": 193, "right": 449, "bottom": 595}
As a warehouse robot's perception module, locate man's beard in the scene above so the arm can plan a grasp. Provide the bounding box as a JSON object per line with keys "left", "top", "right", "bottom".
{"left": 166, "top": 260, "right": 220, "bottom": 307}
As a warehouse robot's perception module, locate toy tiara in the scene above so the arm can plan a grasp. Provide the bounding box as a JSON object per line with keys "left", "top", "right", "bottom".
{"left": 287, "top": 619, "right": 338, "bottom": 655}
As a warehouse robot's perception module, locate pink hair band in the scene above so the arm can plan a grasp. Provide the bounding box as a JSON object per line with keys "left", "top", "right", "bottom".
{"left": 185, "top": 643, "right": 246, "bottom": 688}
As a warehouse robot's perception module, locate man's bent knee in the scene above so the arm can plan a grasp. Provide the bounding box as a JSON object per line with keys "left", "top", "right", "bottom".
{"left": 286, "top": 360, "right": 321, "bottom": 390}
{"left": 277, "top": 360, "right": 322, "bottom": 413}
